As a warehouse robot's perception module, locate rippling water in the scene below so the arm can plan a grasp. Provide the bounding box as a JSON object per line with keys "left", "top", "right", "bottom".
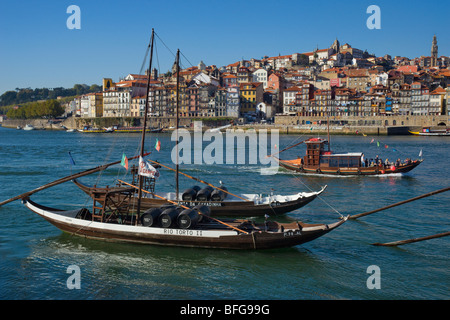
{"left": 0, "top": 126, "right": 448, "bottom": 300}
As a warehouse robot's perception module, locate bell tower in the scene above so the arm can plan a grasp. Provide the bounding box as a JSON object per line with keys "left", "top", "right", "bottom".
{"left": 431, "top": 35, "right": 438, "bottom": 67}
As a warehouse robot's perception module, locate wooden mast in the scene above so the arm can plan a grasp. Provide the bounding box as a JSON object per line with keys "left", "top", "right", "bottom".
{"left": 136, "top": 28, "right": 155, "bottom": 218}
{"left": 175, "top": 49, "right": 180, "bottom": 200}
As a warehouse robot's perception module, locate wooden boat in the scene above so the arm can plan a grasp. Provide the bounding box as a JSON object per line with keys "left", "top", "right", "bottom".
{"left": 409, "top": 127, "right": 450, "bottom": 136}
{"left": 276, "top": 137, "right": 422, "bottom": 176}
{"left": 22, "top": 197, "right": 347, "bottom": 250}
{"left": 72, "top": 178, "right": 326, "bottom": 217}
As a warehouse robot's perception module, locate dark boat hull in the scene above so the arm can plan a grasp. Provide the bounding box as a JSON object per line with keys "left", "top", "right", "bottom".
{"left": 277, "top": 158, "right": 423, "bottom": 176}
{"left": 72, "top": 179, "right": 325, "bottom": 217}
{"left": 23, "top": 198, "right": 346, "bottom": 250}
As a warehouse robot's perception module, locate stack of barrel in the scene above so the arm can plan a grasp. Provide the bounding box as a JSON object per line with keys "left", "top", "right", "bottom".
{"left": 140, "top": 204, "right": 211, "bottom": 229}
{"left": 181, "top": 185, "right": 228, "bottom": 202}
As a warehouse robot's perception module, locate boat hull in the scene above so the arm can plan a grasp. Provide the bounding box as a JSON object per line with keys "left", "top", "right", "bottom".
{"left": 72, "top": 179, "right": 325, "bottom": 217}
{"left": 409, "top": 130, "right": 450, "bottom": 136}
{"left": 23, "top": 198, "right": 346, "bottom": 250}
{"left": 277, "top": 158, "right": 422, "bottom": 176}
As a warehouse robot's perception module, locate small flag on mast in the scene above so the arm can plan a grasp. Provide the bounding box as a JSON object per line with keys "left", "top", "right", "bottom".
{"left": 121, "top": 153, "right": 128, "bottom": 170}
{"left": 155, "top": 139, "right": 161, "bottom": 152}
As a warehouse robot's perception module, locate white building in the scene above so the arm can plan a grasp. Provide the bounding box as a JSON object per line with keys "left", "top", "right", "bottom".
{"left": 80, "top": 95, "right": 90, "bottom": 118}
{"left": 375, "top": 72, "right": 389, "bottom": 87}
{"left": 282, "top": 86, "right": 301, "bottom": 115}
{"left": 252, "top": 68, "right": 268, "bottom": 88}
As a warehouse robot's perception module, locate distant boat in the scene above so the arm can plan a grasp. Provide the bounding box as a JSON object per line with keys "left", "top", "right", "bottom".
{"left": 276, "top": 137, "right": 422, "bottom": 176}
{"left": 77, "top": 126, "right": 107, "bottom": 133}
{"left": 66, "top": 129, "right": 75, "bottom": 133}
{"left": 23, "top": 124, "right": 35, "bottom": 131}
{"left": 111, "top": 125, "right": 163, "bottom": 133}
{"left": 409, "top": 127, "right": 450, "bottom": 136}
{"left": 16, "top": 126, "right": 22, "bottom": 130}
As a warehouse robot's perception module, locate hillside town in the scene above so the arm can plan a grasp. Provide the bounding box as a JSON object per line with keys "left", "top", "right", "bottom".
{"left": 69, "top": 36, "right": 449, "bottom": 124}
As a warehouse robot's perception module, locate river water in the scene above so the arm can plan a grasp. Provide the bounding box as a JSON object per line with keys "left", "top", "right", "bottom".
{"left": 0, "top": 126, "right": 448, "bottom": 301}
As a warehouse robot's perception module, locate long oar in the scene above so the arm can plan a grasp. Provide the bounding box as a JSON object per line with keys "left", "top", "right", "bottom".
{"left": 118, "top": 180, "right": 248, "bottom": 234}
{"left": 372, "top": 231, "right": 450, "bottom": 246}
{"left": 0, "top": 152, "right": 151, "bottom": 207}
{"left": 349, "top": 187, "right": 450, "bottom": 220}
{"left": 145, "top": 159, "right": 251, "bottom": 202}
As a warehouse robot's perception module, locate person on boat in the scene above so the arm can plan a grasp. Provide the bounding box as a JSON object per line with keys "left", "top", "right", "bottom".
{"left": 375, "top": 155, "right": 379, "bottom": 165}
{"left": 384, "top": 158, "right": 389, "bottom": 166}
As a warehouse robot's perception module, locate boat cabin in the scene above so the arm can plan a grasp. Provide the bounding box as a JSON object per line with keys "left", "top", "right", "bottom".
{"left": 303, "top": 138, "right": 362, "bottom": 169}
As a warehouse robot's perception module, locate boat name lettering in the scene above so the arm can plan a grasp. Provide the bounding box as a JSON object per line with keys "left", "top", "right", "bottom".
{"left": 284, "top": 230, "right": 301, "bottom": 237}
{"left": 163, "top": 228, "right": 203, "bottom": 236}
{"left": 180, "top": 201, "right": 222, "bottom": 207}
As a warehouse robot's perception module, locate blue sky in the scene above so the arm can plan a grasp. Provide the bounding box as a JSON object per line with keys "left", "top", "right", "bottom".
{"left": 0, "top": 0, "right": 448, "bottom": 95}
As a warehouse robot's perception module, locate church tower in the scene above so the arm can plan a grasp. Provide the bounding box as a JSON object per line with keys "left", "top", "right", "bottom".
{"left": 431, "top": 35, "right": 438, "bottom": 67}
{"left": 331, "top": 38, "right": 340, "bottom": 54}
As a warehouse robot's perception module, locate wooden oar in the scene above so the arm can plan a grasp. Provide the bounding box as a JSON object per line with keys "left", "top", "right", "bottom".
{"left": 266, "top": 139, "right": 306, "bottom": 158}
{"left": 118, "top": 180, "right": 248, "bottom": 234}
{"left": 145, "top": 159, "right": 251, "bottom": 202}
{"left": 349, "top": 187, "right": 450, "bottom": 220}
{"left": 0, "top": 152, "right": 151, "bottom": 207}
{"left": 372, "top": 231, "right": 450, "bottom": 246}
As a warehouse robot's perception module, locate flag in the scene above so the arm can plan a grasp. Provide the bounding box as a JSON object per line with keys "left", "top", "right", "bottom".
{"left": 392, "top": 148, "right": 397, "bottom": 152}
{"left": 377, "top": 141, "right": 380, "bottom": 147}
{"left": 419, "top": 149, "right": 422, "bottom": 157}
{"left": 155, "top": 139, "right": 161, "bottom": 152}
{"left": 139, "top": 156, "right": 160, "bottom": 178}
{"left": 68, "top": 152, "right": 76, "bottom": 166}
{"left": 121, "top": 153, "right": 128, "bottom": 170}
{"left": 385, "top": 144, "right": 388, "bottom": 149}
{"left": 370, "top": 138, "right": 374, "bottom": 143}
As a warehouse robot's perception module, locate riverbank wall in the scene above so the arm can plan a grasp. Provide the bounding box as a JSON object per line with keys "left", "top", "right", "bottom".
{"left": 2, "top": 114, "right": 448, "bottom": 135}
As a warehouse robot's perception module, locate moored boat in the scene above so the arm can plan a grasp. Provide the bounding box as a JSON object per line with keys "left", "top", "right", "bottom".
{"left": 276, "top": 137, "right": 422, "bottom": 176}
{"left": 72, "top": 178, "right": 326, "bottom": 217}
{"left": 22, "top": 197, "right": 347, "bottom": 250}
{"left": 23, "top": 124, "right": 35, "bottom": 131}
{"left": 111, "top": 125, "right": 163, "bottom": 133}
{"left": 409, "top": 127, "right": 449, "bottom": 136}
{"left": 77, "top": 126, "right": 107, "bottom": 133}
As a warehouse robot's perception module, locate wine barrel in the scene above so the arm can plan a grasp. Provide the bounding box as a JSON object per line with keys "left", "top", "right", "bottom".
{"left": 196, "top": 186, "right": 214, "bottom": 201}
{"left": 211, "top": 186, "right": 228, "bottom": 201}
{"left": 159, "top": 207, "right": 179, "bottom": 228}
{"left": 140, "top": 208, "right": 162, "bottom": 227}
{"left": 182, "top": 186, "right": 201, "bottom": 201}
{"left": 177, "top": 209, "right": 199, "bottom": 229}
{"left": 194, "top": 205, "right": 211, "bottom": 223}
